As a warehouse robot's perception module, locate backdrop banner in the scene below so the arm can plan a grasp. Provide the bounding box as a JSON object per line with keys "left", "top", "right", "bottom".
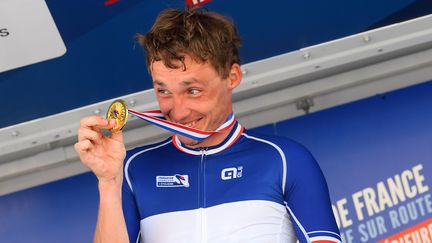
{"left": 271, "top": 81, "right": 432, "bottom": 243}
{"left": 0, "top": 0, "right": 66, "bottom": 73}
{"left": 333, "top": 163, "right": 432, "bottom": 243}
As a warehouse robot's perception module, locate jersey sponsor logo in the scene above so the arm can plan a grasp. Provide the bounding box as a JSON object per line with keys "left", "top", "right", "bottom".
{"left": 156, "top": 174, "right": 190, "bottom": 187}
{"left": 221, "top": 166, "right": 243, "bottom": 180}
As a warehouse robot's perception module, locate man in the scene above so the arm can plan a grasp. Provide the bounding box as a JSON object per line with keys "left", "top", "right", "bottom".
{"left": 75, "top": 8, "right": 341, "bottom": 243}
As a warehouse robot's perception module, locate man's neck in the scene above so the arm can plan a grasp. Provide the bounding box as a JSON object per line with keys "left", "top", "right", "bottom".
{"left": 185, "top": 124, "right": 234, "bottom": 149}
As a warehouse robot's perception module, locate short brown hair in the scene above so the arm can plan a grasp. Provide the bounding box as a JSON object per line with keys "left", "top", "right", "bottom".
{"left": 135, "top": 8, "right": 241, "bottom": 79}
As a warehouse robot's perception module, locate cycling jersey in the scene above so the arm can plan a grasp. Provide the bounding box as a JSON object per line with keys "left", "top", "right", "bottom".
{"left": 122, "top": 121, "right": 341, "bottom": 243}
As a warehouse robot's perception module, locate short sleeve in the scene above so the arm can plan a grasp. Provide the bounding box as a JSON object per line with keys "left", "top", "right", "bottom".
{"left": 122, "top": 156, "right": 141, "bottom": 243}
{"left": 283, "top": 142, "right": 341, "bottom": 243}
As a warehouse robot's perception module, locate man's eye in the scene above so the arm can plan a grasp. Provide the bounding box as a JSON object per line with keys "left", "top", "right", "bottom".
{"left": 188, "top": 88, "right": 201, "bottom": 95}
{"left": 158, "top": 89, "right": 170, "bottom": 95}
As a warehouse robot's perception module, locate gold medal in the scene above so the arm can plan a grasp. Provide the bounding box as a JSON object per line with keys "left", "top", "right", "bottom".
{"left": 106, "top": 99, "right": 128, "bottom": 132}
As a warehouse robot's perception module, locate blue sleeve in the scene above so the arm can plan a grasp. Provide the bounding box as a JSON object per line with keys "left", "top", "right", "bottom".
{"left": 122, "top": 154, "right": 141, "bottom": 243}
{"left": 283, "top": 141, "right": 341, "bottom": 243}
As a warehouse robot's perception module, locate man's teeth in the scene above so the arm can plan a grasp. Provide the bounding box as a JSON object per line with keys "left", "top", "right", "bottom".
{"left": 182, "top": 121, "right": 196, "bottom": 127}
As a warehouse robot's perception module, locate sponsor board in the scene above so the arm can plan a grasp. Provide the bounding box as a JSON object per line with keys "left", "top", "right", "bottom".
{"left": 0, "top": 0, "right": 66, "bottom": 73}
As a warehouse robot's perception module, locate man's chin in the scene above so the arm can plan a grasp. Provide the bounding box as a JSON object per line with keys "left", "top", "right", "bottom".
{"left": 178, "top": 136, "right": 201, "bottom": 147}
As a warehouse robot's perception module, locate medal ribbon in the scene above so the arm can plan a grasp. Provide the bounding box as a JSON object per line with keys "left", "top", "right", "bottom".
{"left": 127, "top": 109, "right": 236, "bottom": 141}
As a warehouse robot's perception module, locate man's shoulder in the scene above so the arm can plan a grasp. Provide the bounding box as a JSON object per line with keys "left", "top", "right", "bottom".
{"left": 125, "top": 137, "right": 172, "bottom": 163}
{"left": 242, "top": 130, "right": 309, "bottom": 154}
{"left": 241, "top": 131, "right": 318, "bottom": 175}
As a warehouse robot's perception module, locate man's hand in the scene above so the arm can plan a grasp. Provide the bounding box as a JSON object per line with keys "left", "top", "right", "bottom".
{"left": 74, "top": 116, "right": 126, "bottom": 183}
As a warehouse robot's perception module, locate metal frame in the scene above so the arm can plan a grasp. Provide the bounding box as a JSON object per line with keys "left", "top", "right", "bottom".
{"left": 1, "top": 14, "right": 432, "bottom": 196}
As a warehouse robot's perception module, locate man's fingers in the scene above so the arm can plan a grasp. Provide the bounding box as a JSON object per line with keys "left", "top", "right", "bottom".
{"left": 74, "top": 140, "right": 93, "bottom": 153}
{"left": 80, "top": 115, "right": 111, "bottom": 129}
{"left": 78, "top": 127, "right": 103, "bottom": 144}
{"left": 110, "top": 130, "right": 124, "bottom": 144}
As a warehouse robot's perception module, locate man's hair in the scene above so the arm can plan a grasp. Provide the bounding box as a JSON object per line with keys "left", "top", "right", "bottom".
{"left": 135, "top": 8, "right": 241, "bottom": 79}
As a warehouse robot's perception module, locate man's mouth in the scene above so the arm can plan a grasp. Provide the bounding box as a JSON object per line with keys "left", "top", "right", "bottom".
{"left": 178, "top": 118, "right": 202, "bottom": 129}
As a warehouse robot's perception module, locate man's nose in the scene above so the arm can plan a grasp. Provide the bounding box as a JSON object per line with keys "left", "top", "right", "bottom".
{"left": 169, "top": 95, "right": 190, "bottom": 123}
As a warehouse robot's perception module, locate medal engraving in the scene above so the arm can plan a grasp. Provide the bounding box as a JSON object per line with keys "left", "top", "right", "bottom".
{"left": 106, "top": 99, "right": 128, "bottom": 132}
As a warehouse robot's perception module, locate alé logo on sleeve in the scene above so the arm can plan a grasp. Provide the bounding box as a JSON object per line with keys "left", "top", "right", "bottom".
{"left": 221, "top": 166, "right": 243, "bottom": 180}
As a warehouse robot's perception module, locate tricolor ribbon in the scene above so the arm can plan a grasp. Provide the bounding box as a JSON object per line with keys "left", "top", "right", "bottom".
{"left": 127, "top": 109, "right": 236, "bottom": 141}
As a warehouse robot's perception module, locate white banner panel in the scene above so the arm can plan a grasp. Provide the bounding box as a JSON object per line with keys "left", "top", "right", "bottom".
{"left": 0, "top": 0, "right": 66, "bottom": 73}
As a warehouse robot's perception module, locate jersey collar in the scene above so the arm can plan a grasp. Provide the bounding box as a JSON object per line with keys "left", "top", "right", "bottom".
{"left": 172, "top": 121, "right": 244, "bottom": 155}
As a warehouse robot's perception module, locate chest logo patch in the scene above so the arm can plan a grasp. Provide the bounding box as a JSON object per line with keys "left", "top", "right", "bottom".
{"left": 221, "top": 166, "right": 243, "bottom": 180}
{"left": 156, "top": 174, "right": 190, "bottom": 188}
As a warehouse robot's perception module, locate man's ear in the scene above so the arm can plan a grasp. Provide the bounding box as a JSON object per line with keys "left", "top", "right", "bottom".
{"left": 227, "top": 63, "right": 242, "bottom": 90}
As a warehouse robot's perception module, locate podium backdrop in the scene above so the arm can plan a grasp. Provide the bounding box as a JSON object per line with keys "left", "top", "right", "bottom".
{"left": 0, "top": 80, "right": 431, "bottom": 243}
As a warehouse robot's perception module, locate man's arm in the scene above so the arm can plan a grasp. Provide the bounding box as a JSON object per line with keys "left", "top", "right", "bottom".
{"left": 283, "top": 141, "right": 341, "bottom": 243}
{"left": 74, "top": 116, "right": 129, "bottom": 243}
{"left": 94, "top": 179, "right": 129, "bottom": 243}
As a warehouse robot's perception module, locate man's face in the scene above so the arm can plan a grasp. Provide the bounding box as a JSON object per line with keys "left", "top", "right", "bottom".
{"left": 151, "top": 55, "right": 241, "bottom": 147}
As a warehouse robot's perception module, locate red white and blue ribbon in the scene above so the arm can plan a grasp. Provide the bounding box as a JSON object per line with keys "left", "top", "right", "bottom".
{"left": 127, "top": 109, "right": 236, "bottom": 141}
